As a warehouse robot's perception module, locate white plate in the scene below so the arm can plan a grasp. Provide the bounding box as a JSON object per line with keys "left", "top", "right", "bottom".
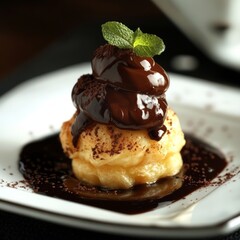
{"left": 0, "top": 63, "right": 240, "bottom": 238}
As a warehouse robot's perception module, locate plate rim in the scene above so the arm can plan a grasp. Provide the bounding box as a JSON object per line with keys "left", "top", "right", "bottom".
{"left": 0, "top": 197, "right": 240, "bottom": 239}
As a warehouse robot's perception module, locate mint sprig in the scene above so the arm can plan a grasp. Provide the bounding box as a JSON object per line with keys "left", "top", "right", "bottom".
{"left": 101, "top": 21, "right": 165, "bottom": 57}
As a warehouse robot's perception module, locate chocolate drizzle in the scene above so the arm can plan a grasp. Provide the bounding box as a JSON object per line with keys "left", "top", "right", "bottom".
{"left": 71, "top": 44, "right": 169, "bottom": 146}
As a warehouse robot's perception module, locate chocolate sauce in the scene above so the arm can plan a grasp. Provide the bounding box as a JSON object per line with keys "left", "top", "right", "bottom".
{"left": 18, "top": 133, "right": 227, "bottom": 214}
{"left": 71, "top": 45, "right": 169, "bottom": 145}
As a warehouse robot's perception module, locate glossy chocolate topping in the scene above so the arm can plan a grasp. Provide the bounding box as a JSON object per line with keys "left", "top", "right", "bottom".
{"left": 71, "top": 44, "right": 169, "bottom": 145}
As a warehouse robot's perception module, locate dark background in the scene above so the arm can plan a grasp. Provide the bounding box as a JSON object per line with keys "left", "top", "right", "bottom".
{"left": 0, "top": 1, "right": 240, "bottom": 239}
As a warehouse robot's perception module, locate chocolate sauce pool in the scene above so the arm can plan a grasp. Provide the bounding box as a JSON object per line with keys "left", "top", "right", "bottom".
{"left": 19, "top": 133, "right": 227, "bottom": 214}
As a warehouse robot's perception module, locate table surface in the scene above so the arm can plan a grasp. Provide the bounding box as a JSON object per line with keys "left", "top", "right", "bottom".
{"left": 0, "top": 1, "right": 240, "bottom": 239}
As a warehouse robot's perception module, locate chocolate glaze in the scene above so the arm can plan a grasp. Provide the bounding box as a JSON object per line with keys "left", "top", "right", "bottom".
{"left": 19, "top": 133, "right": 227, "bottom": 214}
{"left": 71, "top": 44, "right": 169, "bottom": 145}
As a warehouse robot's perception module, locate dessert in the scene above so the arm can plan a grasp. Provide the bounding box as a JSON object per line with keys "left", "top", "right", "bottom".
{"left": 60, "top": 21, "right": 185, "bottom": 189}
{"left": 18, "top": 22, "right": 228, "bottom": 214}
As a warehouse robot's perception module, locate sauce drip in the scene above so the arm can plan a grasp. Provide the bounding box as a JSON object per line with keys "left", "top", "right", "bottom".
{"left": 19, "top": 133, "right": 227, "bottom": 214}
{"left": 71, "top": 45, "right": 169, "bottom": 145}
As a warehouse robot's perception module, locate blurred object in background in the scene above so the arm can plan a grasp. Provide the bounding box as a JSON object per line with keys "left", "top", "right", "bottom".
{"left": 0, "top": 0, "right": 160, "bottom": 80}
{"left": 152, "top": 0, "right": 240, "bottom": 71}
{"left": 1, "top": 0, "right": 239, "bottom": 94}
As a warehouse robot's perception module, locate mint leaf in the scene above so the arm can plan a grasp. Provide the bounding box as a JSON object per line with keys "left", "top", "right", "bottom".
{"left": 101, "top": 21, "right": 165, "bottom": 57}
{"left": 101, "top": 21, "right": 134, "bottom": 49}
{"left": 133, "top": 28, "right": 165, "bottom": 57}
